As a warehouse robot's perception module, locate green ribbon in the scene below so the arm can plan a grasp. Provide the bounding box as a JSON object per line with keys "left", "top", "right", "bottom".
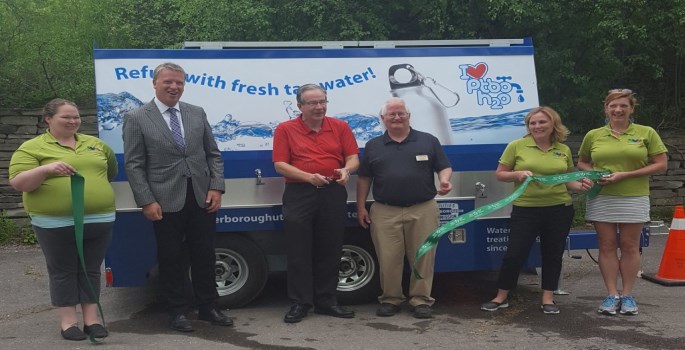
{"left": 412, "top": 170, "right": 609, "bottom": 279}
{"left": 71, "top": 173, "right": 106, "bottom": 343}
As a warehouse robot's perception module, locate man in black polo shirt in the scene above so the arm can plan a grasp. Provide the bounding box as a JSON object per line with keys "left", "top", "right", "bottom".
{"left": 356, "top": 97, "right": 453, "bottom": 319}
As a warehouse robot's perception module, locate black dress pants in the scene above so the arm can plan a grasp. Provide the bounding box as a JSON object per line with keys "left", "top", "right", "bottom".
{"left": 153, "top": 181, "right": 218, "bottom": 315}
{"left": 283, "top": 182, "right": 347, "bottom": 307}
{"left": 496, "top": 204, "right": 574, "bottom": 292}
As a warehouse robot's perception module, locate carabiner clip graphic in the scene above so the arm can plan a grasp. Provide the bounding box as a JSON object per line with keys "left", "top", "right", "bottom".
{"left": 388, "top": 64, "right": 460, "bottom": 108}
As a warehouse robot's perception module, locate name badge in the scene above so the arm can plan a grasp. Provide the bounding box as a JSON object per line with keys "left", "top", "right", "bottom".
{"left": 416, "top": 155, "right": 429, "bottom": 161}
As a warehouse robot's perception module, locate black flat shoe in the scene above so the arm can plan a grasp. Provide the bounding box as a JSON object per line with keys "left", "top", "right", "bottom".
{"left": 376, "top": 303, "right": 401, "bottom": 317}
{"left": 284, "top": 304, "right": 309, "bottom": 323}
{"left": 199, "top": 309, "right": 234, "bottom": 327}
{"left": 412, "top": 304, "right": 433, "bottom": 319}
{"left": 84, "top": 323, "right": 109, "bottom": 338}
{"left": 61, "top": 326, "right": 87, "bottom": 341}
{"left": 480, "top": 300, "right": 509, "bottom": 312}
{"left": 170, "top": 314, "right": 193, "bottom": 332}
{"left": 314, "top": 305, "right": 355, "bottom": 318}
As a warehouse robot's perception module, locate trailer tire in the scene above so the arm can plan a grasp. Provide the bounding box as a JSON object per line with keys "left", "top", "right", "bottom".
{"left": 214, "top": 234, "right": 268, "bottom": 309}
{"left": 336, "top": 232, "right": 380, "bottom": 305}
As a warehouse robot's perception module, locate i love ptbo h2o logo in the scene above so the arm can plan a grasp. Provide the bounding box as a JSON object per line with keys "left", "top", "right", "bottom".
{"left": 459, "top": 62, "right": 526, "bottom": 110}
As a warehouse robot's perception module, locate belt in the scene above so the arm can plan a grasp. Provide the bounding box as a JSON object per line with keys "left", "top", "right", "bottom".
{"left": 286, "top": 182, "right": 338, "bottom": 189}
{"left": 315, "top": 182, "right": 338, "bottom": 189}
{"left": 374, "top": 200, "right": 422, "bottom": 207}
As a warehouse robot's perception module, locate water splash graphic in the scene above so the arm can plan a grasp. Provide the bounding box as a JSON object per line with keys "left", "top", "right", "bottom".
{"left": 450, "top": 110, "right": 527, "bottom": 131}
{"left": 97, "top": 92, "right": 528, "bottom": 152}
{"left": 97, "top": 92, "right": 143, "bottom": 131}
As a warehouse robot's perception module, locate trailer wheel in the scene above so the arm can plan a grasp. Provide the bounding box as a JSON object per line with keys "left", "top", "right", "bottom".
{"left": 214, "top": 235, "right": 268, "bottom": 308}
{"left": 337, "top": 232, "right": 380, "bottom": 304}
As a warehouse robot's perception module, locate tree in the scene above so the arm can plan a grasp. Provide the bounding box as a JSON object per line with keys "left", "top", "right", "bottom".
{"left": 1, "top": 0, "right": 110, "bottom": 107}
{"left": 1, "top": 0, "right": 683, "bottom": 133}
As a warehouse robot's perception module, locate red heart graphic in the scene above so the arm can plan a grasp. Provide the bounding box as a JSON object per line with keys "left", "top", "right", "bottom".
{"left": 466, "top": 63, "right": 487, "bottom": 79}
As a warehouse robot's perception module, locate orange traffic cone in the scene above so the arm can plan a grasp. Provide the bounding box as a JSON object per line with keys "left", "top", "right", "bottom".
{"left": 642, "top": 205, "right": 685, "bottom": 286}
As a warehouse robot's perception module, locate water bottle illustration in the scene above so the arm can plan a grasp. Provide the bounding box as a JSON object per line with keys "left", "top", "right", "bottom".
{"left": 388, "top": 64, "right": 460, "bottom": 145}
{"left": 284, "top": 100, "right": 298, "bottom": 119}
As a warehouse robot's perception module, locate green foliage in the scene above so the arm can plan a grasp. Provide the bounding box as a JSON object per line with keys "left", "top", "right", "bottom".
{"left": 21, "top": 229, "right": 37, "bottom": 245}
{"left": 650, "top": 206, "right": 677, "bottom": 224}
{"left": 0, "top": 211, "right": 14, "bottom": 243}
{"left": 0, "top": 210, "right": 34, "bottom": 245}
{"left": 0, "top": 0, "right": 102, "bottom": 107}
{"left": 0, "top": 0, "right": 684, "bottom": 132}
{"left": 264, "top": 0, "right": 392, "bottom": 41}
{"left": 175, "top": 0, "right": 280, "bottom": 42}
{"left": 571, "top": 194, "right": 588, "bottom": 228}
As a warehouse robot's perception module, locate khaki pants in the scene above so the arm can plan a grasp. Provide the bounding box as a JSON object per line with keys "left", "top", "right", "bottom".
{"left": 369, "top": 200, "right": 439, "bottom": 307}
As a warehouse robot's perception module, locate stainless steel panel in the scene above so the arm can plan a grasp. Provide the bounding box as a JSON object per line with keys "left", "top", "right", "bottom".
{"left": 113, "top": 171, "right": 514, "bottom": 218}
{"left": 454, "top": 171, "right": 514, "bottom": 219}
{"left": 223, "top": 177, "right": 285, "bottom": 207}
{"left": 112, "top": 177, "right": 287, "bottom": 211}
{"left": 112, "top": 181, "right": 139, "bottom": 212}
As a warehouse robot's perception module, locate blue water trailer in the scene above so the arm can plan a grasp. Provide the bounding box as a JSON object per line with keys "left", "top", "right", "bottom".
{"left": 96, "top": 39, "right": 638, "bottom": 307}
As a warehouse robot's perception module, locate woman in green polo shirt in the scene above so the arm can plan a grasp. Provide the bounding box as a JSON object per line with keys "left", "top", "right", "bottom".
{"left": 578, "top": 89, "right": 667, "bottom": 316}
{"left": 480, "top": 106, "right": 592, "bottom": 314}
{"left": 9, "top": 99, "right": 117, "bottom": 341}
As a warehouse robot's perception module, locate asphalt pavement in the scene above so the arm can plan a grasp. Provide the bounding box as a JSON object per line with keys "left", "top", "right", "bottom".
{"left": 0, "top": 234, "right": 683, "bottom": 350}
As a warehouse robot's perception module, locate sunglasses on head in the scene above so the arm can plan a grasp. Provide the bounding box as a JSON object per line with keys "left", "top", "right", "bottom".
{"left": 608, "top": 88, "right": 633, "bottom": 94}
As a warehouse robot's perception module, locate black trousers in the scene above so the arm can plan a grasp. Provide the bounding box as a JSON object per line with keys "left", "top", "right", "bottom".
{"left": 496, "top": 204, "right": 574, "bottom": 291}
{"left": 283, "top": 182, "right": 347, "bottom": 307}
{"left": 153, "top": 180, "right": 217, "bottom": 315}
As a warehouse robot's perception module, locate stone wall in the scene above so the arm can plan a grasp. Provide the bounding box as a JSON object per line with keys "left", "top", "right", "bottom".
{"left": 1, "top": 107, "right": 684, "bottom": 225}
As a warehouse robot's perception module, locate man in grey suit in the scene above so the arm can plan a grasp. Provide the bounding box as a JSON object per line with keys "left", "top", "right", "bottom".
{"left": 123, "top": 62, "right": 232, "bottom": 332}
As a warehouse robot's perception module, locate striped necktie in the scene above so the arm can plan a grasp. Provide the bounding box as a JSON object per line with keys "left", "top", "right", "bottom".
{"left": 168, "top": 108, "right": 185, "bottom": 151}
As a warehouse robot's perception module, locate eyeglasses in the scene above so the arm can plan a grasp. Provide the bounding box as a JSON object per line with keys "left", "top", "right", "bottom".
{"left": 384, "top": 112, "right": 408, "bottom": 118}
{"left": 303, "top": 100, "right": 328, "bottom": 106}
{"left": 608, "top": 88, "right": 633, "bottom": 94}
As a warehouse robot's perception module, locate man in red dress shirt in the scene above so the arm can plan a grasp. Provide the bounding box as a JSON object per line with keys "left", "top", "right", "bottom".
{"left": 272, "top": 83, "right": 359, "bottom": 323}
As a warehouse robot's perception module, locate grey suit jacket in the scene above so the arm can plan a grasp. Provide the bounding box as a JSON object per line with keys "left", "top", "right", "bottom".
{"left": 123, "top": 100, "right": 225, "bottom": 212}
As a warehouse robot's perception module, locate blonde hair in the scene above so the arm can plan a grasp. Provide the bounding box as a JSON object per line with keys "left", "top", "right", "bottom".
{"left": 604, "top": 89, "right": 637, "bottom": 109}
{"left": 153, "top": 62, "right": 186, "bottom": 83}
{"left": 524, "top": 106, "right": 570, "bottom": 142}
